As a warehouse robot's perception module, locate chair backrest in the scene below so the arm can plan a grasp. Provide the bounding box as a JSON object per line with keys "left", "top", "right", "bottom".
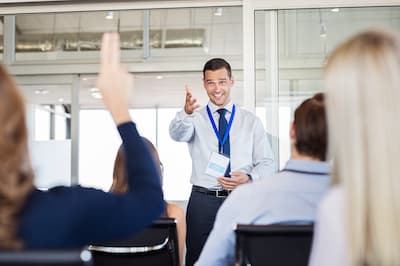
{"left": 89, "top": 218, "right": 179, "bottom": 266}
{"left": 235, "top": 224, "right": 314, "bottom": 266}
{"left": 0, "top": 248, "right": 93, "bottom": 266}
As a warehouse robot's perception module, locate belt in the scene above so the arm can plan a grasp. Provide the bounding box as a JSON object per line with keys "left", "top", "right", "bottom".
{"left": 192, "top": 185, "right": 231, "bottom": 198}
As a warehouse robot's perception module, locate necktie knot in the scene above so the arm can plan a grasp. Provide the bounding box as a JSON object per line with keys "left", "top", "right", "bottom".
{"left": 217, "top": 108, "right": 227, "bottom": 116}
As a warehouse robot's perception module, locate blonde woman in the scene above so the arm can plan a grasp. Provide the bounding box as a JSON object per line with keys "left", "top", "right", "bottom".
{"left": 111, "top": 138, "right": 186, "bottom": 266}
{"left": 0, "top": 33, "right": 164, "bottom": 250}
{"left": 309, "top": 29, "right": 400, "bottom": 266}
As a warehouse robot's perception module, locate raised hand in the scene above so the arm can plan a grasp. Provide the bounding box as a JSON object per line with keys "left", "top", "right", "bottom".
{"left": 184, "top": 85, "right": 200, "bottom": 114}
{"left": 96, "top": 32, "right": 133, "bottom": 125}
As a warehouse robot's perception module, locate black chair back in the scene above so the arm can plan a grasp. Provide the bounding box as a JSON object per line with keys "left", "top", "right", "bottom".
{"left": 235, "top": 224, "right": 313, "bottom": 266}
{"left": 0, "top": 248, "right": 92, "bottom": 266}
{"left": 89, "top": 218, "right": 179, "bottom": 266}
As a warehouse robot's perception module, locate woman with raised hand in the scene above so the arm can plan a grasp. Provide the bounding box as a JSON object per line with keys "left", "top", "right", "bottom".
{"left": 0, "top": 32, "right": 164, "bottom": 250}
{"left": 309, "top": 29, "right": 400, "bottom": 266}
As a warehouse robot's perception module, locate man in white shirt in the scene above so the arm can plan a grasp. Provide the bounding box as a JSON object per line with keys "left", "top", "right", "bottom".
{"left": 169, "top": 58, "right": 275, "bottom": 265}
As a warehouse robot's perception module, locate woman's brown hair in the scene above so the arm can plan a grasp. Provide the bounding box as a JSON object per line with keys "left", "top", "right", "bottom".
{"left": 294, "top": 93, "right": 327, "bottom": 161}
{"left": 111, "top": 137, "right": 161, "bottom": 194}
{"left": 0, "top": 65, "right": 34, "bottom": 249}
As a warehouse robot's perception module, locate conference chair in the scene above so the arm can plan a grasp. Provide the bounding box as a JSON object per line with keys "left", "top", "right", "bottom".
{"left": 89, "top": 218, "right": 179, "bottom": 266}
{"left": 0, "top": 248, "right": 92, "bottom": 266}
{"left": 235, "top": 223, "right": 314, "bottom": 266}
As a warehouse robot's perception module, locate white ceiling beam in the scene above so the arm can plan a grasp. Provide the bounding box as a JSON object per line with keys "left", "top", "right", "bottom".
{"left": 0, "top": 0, "right": 242, "bottom": 15}
{"left": 250, "top": 0, "right": 400, "bottom": 10}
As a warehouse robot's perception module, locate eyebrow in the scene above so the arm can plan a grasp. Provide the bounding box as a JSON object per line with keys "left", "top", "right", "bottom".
{"left": 205, "top": 78, "right": 228, "bottom": 82}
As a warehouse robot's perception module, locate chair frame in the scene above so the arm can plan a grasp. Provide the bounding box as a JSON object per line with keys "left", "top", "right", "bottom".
{"left": 235, "top": 224, "right": 313, "bottom": 266}
{"left": 89, "top": 218, "right": 179, "bottom": 266}
{"left": 0, "top": 248, "right": 92, "bottom": 266}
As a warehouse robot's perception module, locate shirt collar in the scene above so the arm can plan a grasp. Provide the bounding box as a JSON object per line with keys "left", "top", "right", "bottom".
{"left": 207, "top": 100, "right": 234, "bottom": 114}
{"left": 283, "top": 159, "right": 331, "bottom": 175}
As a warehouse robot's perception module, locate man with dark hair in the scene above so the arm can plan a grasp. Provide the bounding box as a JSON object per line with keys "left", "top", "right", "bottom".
{"left": 202, "top": 58, "right": 232, "bottom": 78}
{"left": 196, "top": 93, "right": 330, "bottom": 266}
{"left": 169, "top": 58, "right": 275, "bottom": 265}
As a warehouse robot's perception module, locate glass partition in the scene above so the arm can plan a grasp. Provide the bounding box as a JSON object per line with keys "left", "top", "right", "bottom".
{"left": 78, "top": 105, "right": 193, "bottom": 200}
{"left": 19, "top": 82, "right": 72, "bottom": 189}
{"left": 149, "top": 7, "right": 242, "bottom": 63}
{"left": 14, "top": 6, "right": 243, "bottom": 65}
{"left": 255, "top": 6, "right": 400, "bottom": 169}
{"left": 15, "top": 10, "right": 144, "bottom": 61}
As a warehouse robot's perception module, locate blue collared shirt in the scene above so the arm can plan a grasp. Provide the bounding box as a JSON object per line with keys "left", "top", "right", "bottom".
{"left": 195, "top": 159, "right": 331, "bottom": 266}
{"left": 169, "top": 100, "right": 275, "bottom": 189}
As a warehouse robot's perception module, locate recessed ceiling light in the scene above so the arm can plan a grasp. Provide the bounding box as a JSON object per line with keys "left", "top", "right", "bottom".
{"left": 105, "top": 11, "right": 114, "bottom": 20}
{"left": 58, "top": 98, "right": 64, "bottom": 103}
{"left": 34, "top": 89, "right": 49, "bottom": 95}
{"left": 156, "top": 75, "right": 163, "bottom": 80}
{"left": 331, "top": 8, "right": 340, "bottom": 12}
{"left": 214, "top": 7, "right": 223, "bottom": 16}
{"left": 89, "top": 88, "right": 102, "bottom": 99}
{"left": 91, "top": 92, "right": 103, "bottom": 99}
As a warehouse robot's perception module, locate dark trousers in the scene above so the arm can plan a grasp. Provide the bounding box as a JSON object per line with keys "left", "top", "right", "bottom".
{"left": 185, "top": 187, "right": 226, "bottom": 266}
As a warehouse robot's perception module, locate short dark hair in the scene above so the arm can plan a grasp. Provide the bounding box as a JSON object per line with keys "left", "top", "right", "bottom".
{"left": 203, "top": 58, "right": 232, "bottom": 78}
{"left": 294, "top": 93, "right": 327, "bottom": 161}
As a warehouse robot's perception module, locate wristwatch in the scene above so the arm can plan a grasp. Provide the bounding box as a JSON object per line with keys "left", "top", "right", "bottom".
{"left": 247, "top": 174, "right": 252, "bottom": 182}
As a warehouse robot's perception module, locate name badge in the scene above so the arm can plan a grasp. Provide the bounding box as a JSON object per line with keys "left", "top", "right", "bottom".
{"left": 205, "top": 152, "right": 230, "bottom": 177}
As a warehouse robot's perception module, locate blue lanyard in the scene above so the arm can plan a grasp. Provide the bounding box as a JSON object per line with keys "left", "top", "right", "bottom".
{"left": 206, "top": 104, "right": 236, "bottom": 151}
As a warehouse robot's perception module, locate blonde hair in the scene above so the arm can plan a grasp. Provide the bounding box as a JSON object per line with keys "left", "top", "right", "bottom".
{"left": 325, "top": 29, "right": 400, "bottom": 265}
{"left": 0, "top": 65, "right": 34, "bottom": 249}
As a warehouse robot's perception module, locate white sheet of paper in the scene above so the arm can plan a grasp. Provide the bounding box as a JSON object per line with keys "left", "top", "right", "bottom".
{"left": 205, "top": 152, "right": 230, "bottom": 177}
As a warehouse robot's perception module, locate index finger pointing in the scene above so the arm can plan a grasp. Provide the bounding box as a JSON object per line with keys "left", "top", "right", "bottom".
{"left": 110, "top": 32, "right": 121, "bottom": 67}
{"left": 185, "top": 85, "right": 192, "bottom": 102}
{"left": 185, "top": 85, "right": 192, "bottom": 96}
{"left": 100, "top": 33, "right": 111, "bottom": 67}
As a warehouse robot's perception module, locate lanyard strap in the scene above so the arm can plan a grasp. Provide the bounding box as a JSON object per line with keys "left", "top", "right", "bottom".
{"left": 206, "top": 104, "right": 236, "bottom": 148}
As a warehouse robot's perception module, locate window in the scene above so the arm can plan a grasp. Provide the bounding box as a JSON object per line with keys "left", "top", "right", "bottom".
{"left": 255, "top": 6, "right": 400, "bottom": 168}
{"left": 20, "top": 83, "right": 72, "bottom": 188}
{"left": 78, "top": 108, "right": 192, "bottom": 201}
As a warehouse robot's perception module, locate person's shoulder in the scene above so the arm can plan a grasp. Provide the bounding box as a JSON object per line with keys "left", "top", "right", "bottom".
{"left": 229, "top": 179, "right": 271, "bottom": 200}
{"left": 322, "top": 186, "right": 342, "bottom": 204}
{"left": 319, "top": 186, "right": 343, "bottom": 214}
{"left": 42, "top": 185, "right": 106, "bottom": 201}
{"left": 235, "top": 105, "right": 252, "bottom": 115}
{"left": 25, "top": 186, "right": 107, "bottom": 213}
{"left": 220, "top": 178, "right": 280, "bottom": 218}
{"left": 47, "top": 185, "right": 101, "bottom": 193}
{"left": 234, "top": 105, "right": 260, "bottom": 121}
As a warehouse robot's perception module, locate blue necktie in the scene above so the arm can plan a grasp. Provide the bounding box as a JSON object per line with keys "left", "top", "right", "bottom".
{"left": 217, "top": 108, "right": 231, "bottom": 177}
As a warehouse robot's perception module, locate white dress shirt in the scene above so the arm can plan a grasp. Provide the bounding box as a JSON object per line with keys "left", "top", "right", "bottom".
{"left": 169, "top": 100, "right": 275, "bottom": 189}
{"left": 195, "top": 159, "right": 331, "bottom": 266}
{"left": 308, "top": 186, "right": 346, "bottom": 266}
